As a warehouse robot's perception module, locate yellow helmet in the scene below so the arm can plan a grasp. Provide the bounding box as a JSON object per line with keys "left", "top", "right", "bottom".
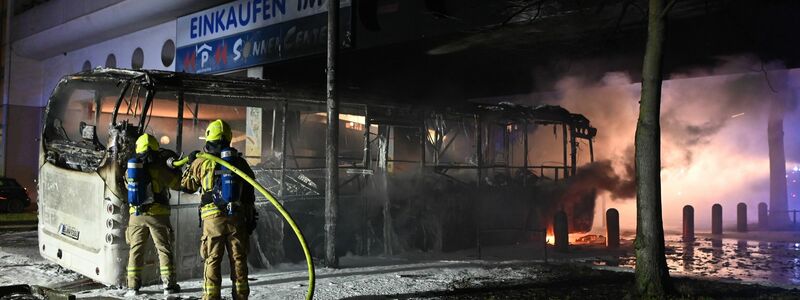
{"left": 135, "top": 133, "right": 159, "bottom": 154}
{"left": 205, "top": 119, "right": 232, "bottom": 142}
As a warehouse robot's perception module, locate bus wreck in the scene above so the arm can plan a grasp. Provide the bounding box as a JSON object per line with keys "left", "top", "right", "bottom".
{"left": 39, "top": 68, "right": 597, "bottom": 287}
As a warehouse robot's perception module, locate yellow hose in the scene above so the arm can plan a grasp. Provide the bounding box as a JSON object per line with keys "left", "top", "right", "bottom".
{"left": 171, "top": 156, "right": 189, "bottom": 167}
{"left": 196, "top": 153, "right": 316, "bottom": 300}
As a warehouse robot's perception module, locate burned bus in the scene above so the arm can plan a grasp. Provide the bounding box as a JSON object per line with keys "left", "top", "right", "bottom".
{"left": 38, "top": 68, "right": 597, "bottom": 286}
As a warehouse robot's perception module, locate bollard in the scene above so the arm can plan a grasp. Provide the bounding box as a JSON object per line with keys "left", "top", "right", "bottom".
{"left": 554, "top": 211, "right": 569, "bottom": 253}
{"left": 737, "top": 202, "right": 748, "bottom": 232}
{"left": 758, "top": 202, "right": 768, "bottom": 230}
{"left": 606, "top": 209, "right": 620, "bottom": 248}
{"left": 712, "top": 203, "right": 723, "bottom": 235}
{"left": 683, "top": 205, "right": 694, "bottom": 241}
{"left": 736, "top": 240, "right": 748, "bottom": 254}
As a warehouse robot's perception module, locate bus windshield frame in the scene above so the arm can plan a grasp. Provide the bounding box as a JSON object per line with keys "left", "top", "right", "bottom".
{"left": 41, "top": 68, "right": 316, "bottom": 173}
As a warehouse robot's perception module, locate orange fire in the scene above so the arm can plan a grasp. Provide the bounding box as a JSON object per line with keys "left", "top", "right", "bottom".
{"left": 545, "top": 226, "right": 555, "bottom": 245}
{"left": 543, "top": 225, "right": 602, "bottom": 246}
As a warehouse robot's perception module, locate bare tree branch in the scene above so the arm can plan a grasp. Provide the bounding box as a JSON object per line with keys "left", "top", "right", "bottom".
{"left": 660, "top": 0, "right": 679, "bottom": 18}
{"left": 501, "top": 0, "right": 547, "bottom": 27}
{"left": 613, "top": 0, "right": 633, "bottom": 33}
{"left": 628, "top": 1, "right": 648, "bottom": 17}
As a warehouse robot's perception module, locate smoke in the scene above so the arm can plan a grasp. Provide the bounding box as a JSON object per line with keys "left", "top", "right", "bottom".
{"left": 568, "top": 159, "right": 636, "bottom": 201}
{"left": 518, "top": 55, "right": 800, "bottom": 231}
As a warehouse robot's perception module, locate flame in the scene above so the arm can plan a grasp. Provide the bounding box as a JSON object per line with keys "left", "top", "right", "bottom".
{"left": 543, "top": 225, "right": 602, "bottom": 246}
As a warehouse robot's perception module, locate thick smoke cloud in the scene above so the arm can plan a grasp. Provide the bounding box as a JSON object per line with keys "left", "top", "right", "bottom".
{"left": 571, "top": 159, "right": 636, "bottom": 201}
{"left": 517, "top": 56, "right": 800, "bottom": 230}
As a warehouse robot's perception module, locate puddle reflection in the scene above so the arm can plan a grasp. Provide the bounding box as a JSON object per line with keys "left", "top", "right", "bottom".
{"left": 619, "top": 235, "right": 800, "bottom": 286}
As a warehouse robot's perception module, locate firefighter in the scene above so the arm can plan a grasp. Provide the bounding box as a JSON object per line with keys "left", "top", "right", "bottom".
{"left": 181, "top": 119, "right": 257, "bottom": 300}
{"left": 125, "top": 133, "right": 181, "bottom": 296}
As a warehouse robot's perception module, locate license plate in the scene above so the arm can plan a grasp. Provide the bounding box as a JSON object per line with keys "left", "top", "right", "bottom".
{"left": 58, "top": 224, "right": 80, "bottom": 240}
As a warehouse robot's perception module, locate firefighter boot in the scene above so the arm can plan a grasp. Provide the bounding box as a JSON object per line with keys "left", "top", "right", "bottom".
{"left": 163, "top": 280, "right": 181, "bottom": 295}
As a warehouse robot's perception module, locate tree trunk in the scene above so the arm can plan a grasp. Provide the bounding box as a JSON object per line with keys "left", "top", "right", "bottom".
{"left": 634, "top": 0, "right": 672, "bottom": 297}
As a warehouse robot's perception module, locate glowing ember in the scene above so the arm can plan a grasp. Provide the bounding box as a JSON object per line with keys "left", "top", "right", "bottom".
{"left": 573, "top": 234, "right": 607, "bottom": 245}
{"left": 730, "top": 112, "right": 745, "bottom": 118}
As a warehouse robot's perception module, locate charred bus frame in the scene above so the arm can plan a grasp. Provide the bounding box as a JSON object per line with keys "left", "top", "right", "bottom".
{"left": 39, "top": 68, "right": 596, "bottom": 285}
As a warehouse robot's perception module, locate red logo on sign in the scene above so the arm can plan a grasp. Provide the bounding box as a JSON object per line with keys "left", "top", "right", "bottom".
{"left": 183, "top": 51, "right": 196, "bottom": 72}
{"left": 214, "top": 41, "right": 227, "bottom": 65}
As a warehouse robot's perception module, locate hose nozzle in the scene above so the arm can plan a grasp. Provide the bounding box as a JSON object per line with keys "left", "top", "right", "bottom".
{"left": 168, "top": 156, "right": 190, "bottom": 168}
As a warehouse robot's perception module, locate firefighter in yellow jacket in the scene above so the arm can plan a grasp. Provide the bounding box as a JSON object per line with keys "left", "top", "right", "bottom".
{"left": 125, "top": 134, "right": 181, "bottom": 296}
{"left": 181, "top": 120, "right": 257, "bottom": 300}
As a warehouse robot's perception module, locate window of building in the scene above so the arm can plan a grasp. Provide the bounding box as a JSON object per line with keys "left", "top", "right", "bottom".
{"left": 131, "top": 48, "right": 144, "bottom": 70}
{"left": 105, "top": 54, "right": 116, "bottom": 68}
{"left": 161, "top": 39, "right": 175, "bottom": 67}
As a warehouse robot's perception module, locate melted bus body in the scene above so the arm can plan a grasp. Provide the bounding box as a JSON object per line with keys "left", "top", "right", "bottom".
{"left": 39, "top": 68, "right": 598, "bottom": 287}
{"left": 38, "top": 68, "right": 319, "bottom": 286}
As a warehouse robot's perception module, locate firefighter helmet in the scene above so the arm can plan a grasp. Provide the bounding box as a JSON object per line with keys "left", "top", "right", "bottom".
{"left": 135, "top": 133, "right": 159, "bottom": 154}
{"left": 205, "top": 119, "right": 232, "bottom": 142}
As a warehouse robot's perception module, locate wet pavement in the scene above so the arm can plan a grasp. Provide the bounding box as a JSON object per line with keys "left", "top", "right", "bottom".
{"left": 615, "top": 234, "right": 800, "bottom": 287}
{"left": 1, "top": 229, "right": 799, "bottom": 298}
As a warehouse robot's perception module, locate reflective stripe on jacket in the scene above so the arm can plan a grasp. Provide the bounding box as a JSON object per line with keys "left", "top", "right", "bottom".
{"left": 127, "top": 202, "right": 171, "bottom": 216}
{"left": 200, "top": 203, "right": 222, "bottom": 219}
{"left": 181, "top": 157, "right": 217, "bottom": 194}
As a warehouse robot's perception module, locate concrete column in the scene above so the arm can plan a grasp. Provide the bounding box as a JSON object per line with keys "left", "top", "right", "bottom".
{"left": 737, "top": 202, "right": 748, "bottom": 232}
{"left": 1, "top": 0, "right": 12, "bottom": 177}
{"left": 712, "top": 203, "right": 723, "bottom": 235}
{"left": 711, "top": 237, "right": 722, "bottom": 248}
{"left": 767, "top": 70, "right": 792, "bottom": 229}
{"left": 606, "top": 209, "right": 619, "bottom": 248}
{"left": 554, "top": 211, "right": 569, "bottom": 253}
{"left": 683, "top": 205, "right": 694, "bottom": 241}
{"left": 758, "top": 202, "right": 768, "bottom": 230}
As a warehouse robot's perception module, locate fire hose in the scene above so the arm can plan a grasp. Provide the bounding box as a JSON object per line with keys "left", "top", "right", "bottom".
{"left": 171, "top": 154, "right": 316, "bottom": 299}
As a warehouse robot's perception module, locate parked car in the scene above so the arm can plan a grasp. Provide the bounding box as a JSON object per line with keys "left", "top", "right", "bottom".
{"left": 0, "top": 177, "right": 30, "bottom": 213}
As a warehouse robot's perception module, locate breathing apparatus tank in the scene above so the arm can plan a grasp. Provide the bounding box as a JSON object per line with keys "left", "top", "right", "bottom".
{"left": 220, "top": 148, "right": 239, "bottom": 215}
{"left": 126, "top": 158, "right": 150, "bottom": 216}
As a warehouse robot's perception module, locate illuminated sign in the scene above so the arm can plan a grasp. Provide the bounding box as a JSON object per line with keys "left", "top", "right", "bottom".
{"left": 176, "top": 0, "right": 351, "bottom": 74}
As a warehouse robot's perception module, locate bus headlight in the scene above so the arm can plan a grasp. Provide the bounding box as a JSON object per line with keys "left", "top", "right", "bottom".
{"left": 106, "top": 203, "right": 117, "bottom": 215}
{"left": 105, "top": 233, "right": 116, "bottom": 245}
{"left": 105, "top": 218, "right": 117, "bottom": 230}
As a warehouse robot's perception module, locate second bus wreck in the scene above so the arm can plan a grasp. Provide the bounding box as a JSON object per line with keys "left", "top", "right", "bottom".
{"left": 254, "top": 100, "right": 600, "bottom": 264}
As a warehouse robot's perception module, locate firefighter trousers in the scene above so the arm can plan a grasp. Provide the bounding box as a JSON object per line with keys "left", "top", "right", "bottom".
{"left": 125, "top": 214, "right": 176, "bottom": 289}
{"left": 201, "top": 214, "right": 249, "bottom": 300}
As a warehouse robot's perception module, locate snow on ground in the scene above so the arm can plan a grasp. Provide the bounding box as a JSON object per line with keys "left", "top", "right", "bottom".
{"left": 0, "top": 231, "right": 83, "bottom": 287}
{"left": 0, "top": 228, "right": 552, "bottom": 299}
{"left": 75, "top": 256, "right": 543, "bottom": 299}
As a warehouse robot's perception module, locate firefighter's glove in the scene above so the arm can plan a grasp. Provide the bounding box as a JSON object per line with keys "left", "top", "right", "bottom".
{"left": 166, "top": 156, "right": 177, "bottom": 169}
{"left": 188, "top": 150, "right": 200, "bottom": 164}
